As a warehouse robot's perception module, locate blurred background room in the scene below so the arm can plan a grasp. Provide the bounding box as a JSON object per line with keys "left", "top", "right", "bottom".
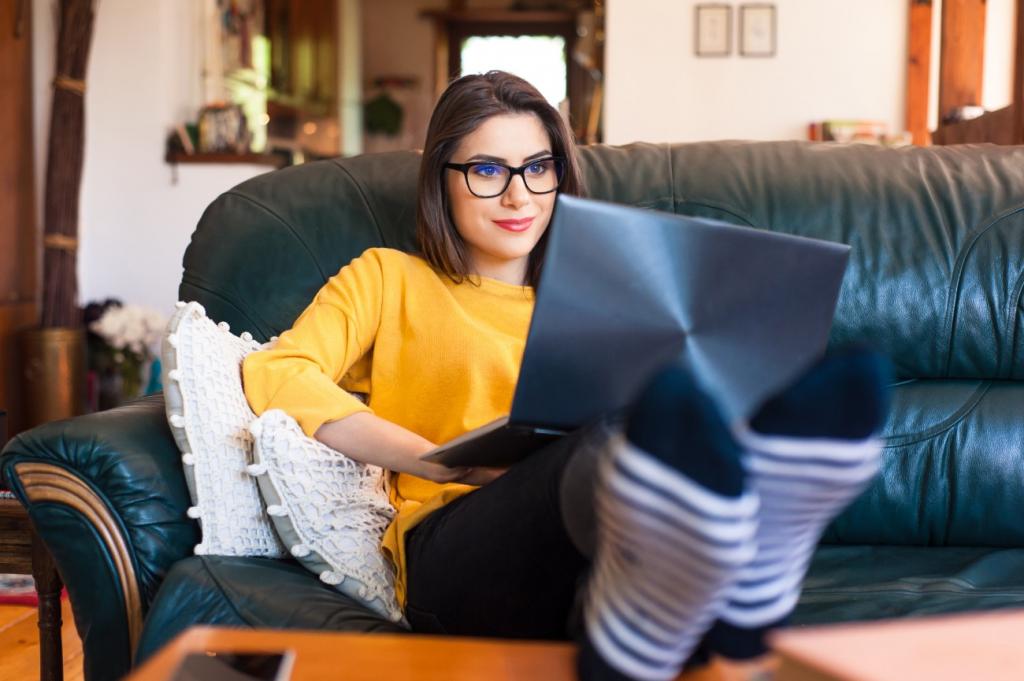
{"left": 0, "top": 0, "right": 1021, "bottom": 436}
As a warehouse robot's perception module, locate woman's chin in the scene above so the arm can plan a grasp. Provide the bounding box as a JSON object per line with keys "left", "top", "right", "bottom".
{"left": 475, "top": 247, "right": 533, "bottom": 268}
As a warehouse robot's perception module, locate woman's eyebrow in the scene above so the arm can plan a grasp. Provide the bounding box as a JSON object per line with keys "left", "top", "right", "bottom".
{"left": 466, "top": 150, "right": 552, "bottom": 163}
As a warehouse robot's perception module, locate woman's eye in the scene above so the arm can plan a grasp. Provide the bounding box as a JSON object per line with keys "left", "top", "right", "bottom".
{"left": 526, "top": 162, "right": 548, "bottom": 175}
{"left": 472, "top": 164, "right": 503, "bottom": 177}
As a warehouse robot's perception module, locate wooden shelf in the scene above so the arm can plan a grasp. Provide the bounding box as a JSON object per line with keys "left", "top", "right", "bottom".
{"left": 165, "top": 152, "right": 288, "bottom": 169}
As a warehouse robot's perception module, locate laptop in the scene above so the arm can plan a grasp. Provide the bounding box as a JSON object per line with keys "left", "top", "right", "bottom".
{"left": 419, "top": 194, "right": 851, "bottom": 468}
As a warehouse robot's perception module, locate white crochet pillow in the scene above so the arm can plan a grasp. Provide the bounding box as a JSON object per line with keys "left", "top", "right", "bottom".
{"left": 247, "top": 409, "right": 406, "bottom": 624}
{"left": 162, "top": 300, "right": 287, "bottom": 558}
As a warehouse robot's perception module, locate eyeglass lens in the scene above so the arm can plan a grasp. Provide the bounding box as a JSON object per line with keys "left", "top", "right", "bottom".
{"left": 466, "top": 159, "right": 563, "bottom": 197}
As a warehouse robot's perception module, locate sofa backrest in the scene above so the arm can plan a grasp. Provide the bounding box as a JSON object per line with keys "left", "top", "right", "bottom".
{"left": 180, "top": 141, "right": 1024, "bottom": 547}
{"left": 182, "top": 141, "right": 1024, "bottom": 380}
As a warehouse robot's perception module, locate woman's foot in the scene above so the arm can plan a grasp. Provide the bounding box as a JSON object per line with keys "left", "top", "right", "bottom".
{"left": 578, "top": 364, "right": 758, "bottom": 681}
{"left": 702, "top": 348, "right": 892, "bottom": 659}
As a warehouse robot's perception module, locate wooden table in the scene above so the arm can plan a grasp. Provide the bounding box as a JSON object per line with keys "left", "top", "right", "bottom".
{"left": 0, "top": 409, "right": 65, "bottom": 681}
{"left": 771, "top": 608, "right": 1024, "bottom": 681}
{"left": 128, "top": 627, "right": 579, "bottom": 681}
{"left": 125, "top": 626, "right": 762, "bottom": 681}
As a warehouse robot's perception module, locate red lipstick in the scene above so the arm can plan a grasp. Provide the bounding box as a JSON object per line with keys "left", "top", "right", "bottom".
{"left": 492, "top": 217, "right": 534, "bottom": 232}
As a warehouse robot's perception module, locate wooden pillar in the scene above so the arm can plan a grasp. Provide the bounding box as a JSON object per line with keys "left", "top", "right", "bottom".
{"left": 938, "top": 0, "right": 987, "bottom": 122}
{"left": 0, "top": 0, "right": 41, "bottom": 437}
{"left": 906, "top": 0, "right": 934, "bottom": 145}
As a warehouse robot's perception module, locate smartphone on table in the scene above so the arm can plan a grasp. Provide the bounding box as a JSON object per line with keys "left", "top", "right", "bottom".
{"left": 171, "top": 650, "right": 296, "bottom": 681}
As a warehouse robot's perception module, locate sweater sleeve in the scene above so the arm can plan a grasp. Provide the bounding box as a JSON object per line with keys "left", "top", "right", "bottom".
{"left": 242, "top": 248, "right": 386, "bottom": 438}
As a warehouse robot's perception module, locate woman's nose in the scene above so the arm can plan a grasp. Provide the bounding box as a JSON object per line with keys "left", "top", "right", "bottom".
{"left": 501, "top": 174, "right": 530, "bottom": 208}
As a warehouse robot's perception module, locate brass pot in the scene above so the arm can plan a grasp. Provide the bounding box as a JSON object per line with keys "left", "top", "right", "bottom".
{"left": 19, "top": 327, "right": 86, "bottom": 428}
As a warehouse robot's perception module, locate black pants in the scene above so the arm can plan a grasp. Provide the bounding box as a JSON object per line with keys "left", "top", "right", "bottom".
{"left": 404, "top": 415, "right": 623, "bottom": 639}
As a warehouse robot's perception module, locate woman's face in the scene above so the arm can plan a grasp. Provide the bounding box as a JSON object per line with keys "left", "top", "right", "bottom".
{"left": 446, "top": 112, "right": 558, "bottom": 283}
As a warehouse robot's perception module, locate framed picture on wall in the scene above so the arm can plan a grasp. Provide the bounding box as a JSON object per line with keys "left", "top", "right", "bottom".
{"left": 694, "top": 4, "right": 732, "bottom": 57}
{"left": 739, "top": 3, "right": 777, "bottom": 57}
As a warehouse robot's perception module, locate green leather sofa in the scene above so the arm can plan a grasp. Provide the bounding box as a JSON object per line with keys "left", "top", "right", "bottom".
{"left": 4, "top": 141, "right": 1024, "bottom": 681}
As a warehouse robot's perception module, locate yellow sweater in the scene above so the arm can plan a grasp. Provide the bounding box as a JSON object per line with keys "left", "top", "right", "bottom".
{"left": 241, "top": 247, "right": 534, "bottom": 607}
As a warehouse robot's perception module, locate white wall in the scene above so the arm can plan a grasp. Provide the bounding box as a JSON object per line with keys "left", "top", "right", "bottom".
{"left": 983, "top": 0, "right": 1018, "bottom": 111}
{"left": 604, "top": 0, "right": 908, "bottom": 144}
{"left": 33, "top": 0, "right": 273, "bottom": 318}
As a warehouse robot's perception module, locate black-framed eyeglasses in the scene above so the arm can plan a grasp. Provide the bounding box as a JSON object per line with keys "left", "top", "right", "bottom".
{"left": 444, "top": 157, "right": 566, "bottom": 198}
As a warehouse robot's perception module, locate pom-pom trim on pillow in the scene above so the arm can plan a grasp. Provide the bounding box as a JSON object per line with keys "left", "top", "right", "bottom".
{"left": 162, "top": 300, "right": 286, "bottom": 558}
{"left": 247, "top": 409, "right": 406, "bottom": 624}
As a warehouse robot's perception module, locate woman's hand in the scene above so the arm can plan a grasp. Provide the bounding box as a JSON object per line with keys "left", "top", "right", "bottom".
{"left": 410, "top": 460, "right": 508, "bottom": 487}
{"left": 316, "top": 412, "right": 462, "bottom": 480}
{"left": 315, "top": 412, "right": 507, "bottom": 486}
{"left": 411, "top": 458, "right": 472, "bottom": 484}
{"left": 454, "top": 466, "right": 509, "bottom": 487}
{"left": 407, "top": 450, "right": 509, "bottom": 486}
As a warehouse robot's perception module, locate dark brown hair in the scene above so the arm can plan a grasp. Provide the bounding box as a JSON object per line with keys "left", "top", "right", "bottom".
{"left": 416, "top": 71, "right": 586, "bottom": 288}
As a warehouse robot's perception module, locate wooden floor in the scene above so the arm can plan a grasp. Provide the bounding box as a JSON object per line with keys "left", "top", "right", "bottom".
{"left": 0, "top": 598, "right": 83, "bottom": 681}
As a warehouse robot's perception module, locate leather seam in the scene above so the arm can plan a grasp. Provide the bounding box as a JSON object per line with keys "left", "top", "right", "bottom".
{"left": 221, "top": 190, "right": 329, "bottom": 281}
{"left": 633, "top": 193, "right": 754, "bottom": 224}
{"left": 632, "top": 194, "right": 674, "bottom": 209}
{"left": 322, "top": 161, "right": 388, "bottom": 355}
{"left": 195, "top": 557, "right": 262, "bottom": 627}
{"left": 919, "top": 155, "right": 962, "bottom": 369}
{"left": 178, "top": 276, "right": 272, "bottom": 341}
{"left": 1003, "top": 271, "right": 1024, "bottom": 376}
{"left": 881, "top": 381, "right": 991, "bottom": 447}
{"left": 663, "top": 142, "right": 770, "bottom": 227}
{"left": 329, "top": 159, "right": 388, "bottom": 246}
{"left": 677, "top": 199, "right": 758, "bottom": 227}
{"left": 942, "top": 203, "right": 1024, "bottom": 374}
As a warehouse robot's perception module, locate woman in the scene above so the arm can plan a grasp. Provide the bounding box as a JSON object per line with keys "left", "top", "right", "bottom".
{"left": 242, "top": 71, "right": 890, "bottom": 681}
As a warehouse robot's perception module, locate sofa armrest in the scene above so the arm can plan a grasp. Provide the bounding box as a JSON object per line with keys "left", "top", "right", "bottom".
{"left": 0, "top": 394, "right": 197, "bottom": 681}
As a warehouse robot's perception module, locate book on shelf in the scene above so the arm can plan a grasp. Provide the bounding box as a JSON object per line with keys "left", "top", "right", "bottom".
{"left": 808, "top": 119, "right": 888, "bottom": 144}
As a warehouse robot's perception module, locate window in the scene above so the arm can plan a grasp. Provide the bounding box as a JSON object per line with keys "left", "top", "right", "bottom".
{"left": 460, "top": 35, "right": 568, "bottom": 109}
{"left": 424, "top": 6, "right": 605, "bottom": 144}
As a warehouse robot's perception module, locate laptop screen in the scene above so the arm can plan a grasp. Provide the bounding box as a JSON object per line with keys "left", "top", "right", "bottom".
{"left": 508, "top": 195, "right": 850, "bottom": 429}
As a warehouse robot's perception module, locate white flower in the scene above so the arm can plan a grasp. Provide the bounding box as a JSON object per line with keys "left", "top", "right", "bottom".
{"left": 90, "top": 304, "right": 168, "bottom": 360}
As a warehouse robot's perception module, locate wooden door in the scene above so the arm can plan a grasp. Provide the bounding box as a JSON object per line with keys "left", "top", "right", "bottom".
{"left": 930, "top": 0, "right": 1024, "bottom": 145}
{"left": 0, "top": 0, "right": 40, "bottom": 437}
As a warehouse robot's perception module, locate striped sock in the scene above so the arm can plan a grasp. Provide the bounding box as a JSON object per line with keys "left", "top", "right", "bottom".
{"left": 702, "top": 349, "right": 892, "bottom": 659}
{"left": 578, "top": 365, "right": 758, "bottom": 681}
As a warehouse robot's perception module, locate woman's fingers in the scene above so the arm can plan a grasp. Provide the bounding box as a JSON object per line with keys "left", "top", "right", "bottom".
{"left": 412, "top": 459, "right": 508, "bottom": 485}
{"left": 427, "top": 463, "right": 470, "bottom": 483}
{"left": 456, "top": 466, "right": 509, "bottom": 486}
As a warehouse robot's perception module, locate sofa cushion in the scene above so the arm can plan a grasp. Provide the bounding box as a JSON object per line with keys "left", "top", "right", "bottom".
{"left": 136, "top": 555, "right": 406, "bottom": 664}
{"left": 825, "top": 379, "right": 1024, "bottom": 547}
{"left": 793, "top": 545, "right": 1024, "bottom": 625}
